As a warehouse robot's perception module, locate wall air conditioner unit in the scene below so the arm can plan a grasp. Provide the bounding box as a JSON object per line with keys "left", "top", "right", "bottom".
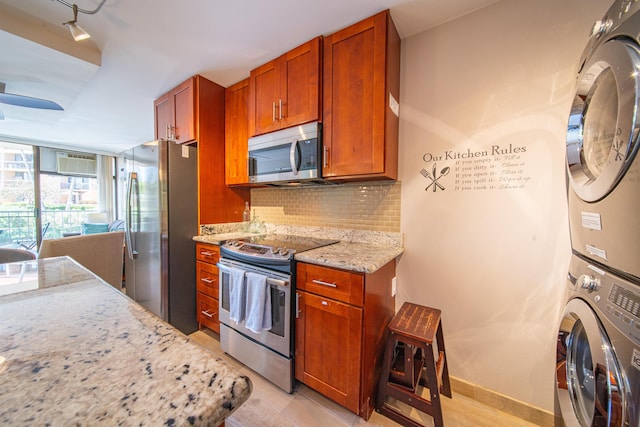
{"left": 56, "top": 152, "right": 97, "bottom": 176}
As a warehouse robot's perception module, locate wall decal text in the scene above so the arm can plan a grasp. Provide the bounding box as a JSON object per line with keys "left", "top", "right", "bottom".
{"left": 420, "top": 144, "right": 532, "bottom": 193}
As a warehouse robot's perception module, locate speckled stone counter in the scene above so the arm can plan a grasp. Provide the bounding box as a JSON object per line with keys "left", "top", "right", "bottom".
{"left": 196, "top": 223, "right": 404, "bottom": 273}
{"left": 293, "top": 241, "right": 403, "bottom": 273}
{"left": 0, "top": 257, "right": 252, "bottom": 426}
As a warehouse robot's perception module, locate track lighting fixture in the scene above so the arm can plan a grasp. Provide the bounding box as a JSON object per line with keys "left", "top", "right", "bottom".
{"left": 64, "top": 4, "right": 90, "bottom": 41}
{"left": 56, "top": 0, "right": 106, "bottom": 42}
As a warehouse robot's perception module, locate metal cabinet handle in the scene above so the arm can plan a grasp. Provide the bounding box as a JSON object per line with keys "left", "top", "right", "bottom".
{"left": 279, "top": 99, "right": 283, "bottom": 119}
{"left": 296, "top": 293, "right": 301, "bottom": 318}
{"left": 323, "top": 146, "right": 329, "bottom": 168}
{"left": 272, "top": 101, "right": 276, "bottom": 122}
{"left": 201, "top": 310, "right": 216, "bottom": 318}
{"left": 312, "top": 279, "right": 337, "bottom": 288}
{"left": 200, "top": 251, "right": 215, "bottom": 257}
{"left": 201, "top": 277, "right": 214, "bottom": 284}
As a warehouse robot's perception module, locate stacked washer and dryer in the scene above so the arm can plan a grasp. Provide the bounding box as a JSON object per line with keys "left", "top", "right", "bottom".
{"left": 556, "top": 1, "right": 640, "bottom": 426}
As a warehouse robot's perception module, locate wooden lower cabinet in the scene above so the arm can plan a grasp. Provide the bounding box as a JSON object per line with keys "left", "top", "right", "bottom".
{"left": 196, "top": 243, "right": 220, "bottom": 333}
{"left": 295, "top": 261, "right": 396, "bottom": 419}
{"left": 196, "top": 291, "right": 219, "bottom": 333}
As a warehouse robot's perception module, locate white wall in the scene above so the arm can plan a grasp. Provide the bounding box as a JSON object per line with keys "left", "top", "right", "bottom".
{"left": 397, "top": 0, "right": 611, "bottom": 412}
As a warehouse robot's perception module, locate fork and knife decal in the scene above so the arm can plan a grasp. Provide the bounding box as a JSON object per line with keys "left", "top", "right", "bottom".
{"left": 420, "top": 163, "right": 450, "bottom": 192}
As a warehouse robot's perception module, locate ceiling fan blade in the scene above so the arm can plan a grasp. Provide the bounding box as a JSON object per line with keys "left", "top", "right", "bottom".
{"left": 0, "top": 92, "right": 64, "bottom": 111}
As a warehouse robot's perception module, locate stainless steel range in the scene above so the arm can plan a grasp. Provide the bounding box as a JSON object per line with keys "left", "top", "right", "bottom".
{"left": 217, "top": 234, "right": 338, "bottom": 392}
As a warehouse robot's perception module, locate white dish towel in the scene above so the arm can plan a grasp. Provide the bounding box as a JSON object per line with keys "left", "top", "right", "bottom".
{"left": 228, "top": 266, "right": 246, "bottom": 323}
{"left": 245, "top": 271, "right": 272, "bottom": 333}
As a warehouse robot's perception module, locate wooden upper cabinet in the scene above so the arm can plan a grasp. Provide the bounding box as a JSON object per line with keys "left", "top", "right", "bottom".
{"left": 225, "top": 79, "right": 250, "bottom": 186}
{"left": 249, "top": 37, "right": 322, "bottom": 136}
{"left": 154, "top": 77, "right": 196, "bottom": 144}
{"left": 250, "top": 61, "right": 280, "bottom": 135}
{"left": 153, "top": 75, "right": 249, "bottom": 225}
{"left": 322, "top": 10, "right": 400, "bottom": 181}
{"left": 154, "top": 93, "right": 172, "bottom": 142}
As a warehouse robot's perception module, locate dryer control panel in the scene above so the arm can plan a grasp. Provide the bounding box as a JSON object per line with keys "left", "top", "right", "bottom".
{"left": 569, "top": 255, "right": 640, "bottom": 344}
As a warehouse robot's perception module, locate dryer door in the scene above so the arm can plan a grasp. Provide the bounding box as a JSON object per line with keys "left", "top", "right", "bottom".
{"left": 556, "top": 298, "right": 626, "bottom": 426}
{"left": 567, "top": 39, "right": 640, "bottom": 202}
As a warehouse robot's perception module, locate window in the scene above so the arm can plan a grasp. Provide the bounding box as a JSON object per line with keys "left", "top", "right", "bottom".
{"left": 0, "top": 141, "right": 115, "bottom": 247}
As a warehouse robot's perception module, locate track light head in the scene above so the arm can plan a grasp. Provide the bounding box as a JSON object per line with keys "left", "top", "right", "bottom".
{"left": 62, "top": 4, "right": 91, "bottom": 41}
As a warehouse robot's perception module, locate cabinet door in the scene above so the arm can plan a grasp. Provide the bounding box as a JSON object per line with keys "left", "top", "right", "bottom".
{"left": 154, "top": 92, "right": 171, "bottom": 140}
{"left": 295, "top": 291, "right": 363, "bottom": 413}
{"left": 249, "top": 59, "right": 281, "bottom": 136}
{"left": 196, "top": 260, "right": 218, "bottom": 299}
{"left": 297, "top": 262, "right": 364, "bottom": 306}
{"left": 154, "top": 77, "right": 195, "bottom": 143}
{"left": 197, "top": 292, "right": 219, "bottom": 333}
{"left": 323, "top": 10, "right": 399, "bottom": 180}
{"left": 171, "top": 77, "right": 195, "bottom": 143}
{"left": 196, "top": 243, "right": 220, "bottom": 264}
{"left": 280, "top": 37, "right": 321, "bottom": 130}
{"left": 171, "top": 78, "right": 196, "bottom": 143}
{"left": 225, "top": 79, "right": 250, "bottom": 185}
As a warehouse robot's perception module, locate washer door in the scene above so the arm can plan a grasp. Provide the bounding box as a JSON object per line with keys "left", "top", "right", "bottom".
{"left": 566, "top": 39, "right": 640, "bottom": 202}
{"left": 556, "top": 298, "right": 626, "bottom": 426}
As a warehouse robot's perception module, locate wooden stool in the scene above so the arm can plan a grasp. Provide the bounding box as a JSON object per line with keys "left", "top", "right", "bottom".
{"left": 376, "top": 302, "right": 451, "bottom": 427}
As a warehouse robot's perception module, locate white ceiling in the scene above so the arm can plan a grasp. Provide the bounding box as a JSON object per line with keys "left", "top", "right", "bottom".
{"left": 0, "top": 0, "right": 499, "bottom": 155}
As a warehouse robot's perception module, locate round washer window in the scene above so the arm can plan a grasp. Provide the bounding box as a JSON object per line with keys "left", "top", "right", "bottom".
{"left": 566, "top": 39, "right": 640, "bottom": 202}
{"left": 556, "top": 298, "right": 627, "bottom": 426}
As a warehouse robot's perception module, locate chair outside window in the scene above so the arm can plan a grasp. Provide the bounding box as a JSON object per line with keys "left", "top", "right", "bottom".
{"left": 19, "top": 222, "right": 50, "bottom": 250}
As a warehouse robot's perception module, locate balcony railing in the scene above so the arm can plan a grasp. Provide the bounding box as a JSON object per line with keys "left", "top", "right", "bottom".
{"left": 0, "top": 209, "right": 98, "bottom": 246}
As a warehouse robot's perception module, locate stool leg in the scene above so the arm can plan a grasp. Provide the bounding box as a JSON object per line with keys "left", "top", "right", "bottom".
{"left": 436, "top": 322, "right": 451, "bottom": 398}
{"left": 423, "top": 343, "right": 445, "bottom": 427}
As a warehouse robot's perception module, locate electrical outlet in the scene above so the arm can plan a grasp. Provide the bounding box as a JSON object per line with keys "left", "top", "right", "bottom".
{"left": 391, "top": 276, "right": 397, "bottom": 297}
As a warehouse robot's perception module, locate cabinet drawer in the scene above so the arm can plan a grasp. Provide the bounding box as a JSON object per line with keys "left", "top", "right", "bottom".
{"left": 197, "top": 292, "right": 219, "bottom": 334}
{"left": 196, "top": 261, "right": 218, "bottom": 299}
{"left": 297, "top": 263, "right": 364, "bottom": 306}
{"left": 196, "top": 243, "right": 220, "bottom": 264}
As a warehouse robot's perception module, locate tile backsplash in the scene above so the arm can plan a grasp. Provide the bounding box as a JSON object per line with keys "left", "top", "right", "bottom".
{"left": 250, "top": 181, "right": 401, "bottom": 232}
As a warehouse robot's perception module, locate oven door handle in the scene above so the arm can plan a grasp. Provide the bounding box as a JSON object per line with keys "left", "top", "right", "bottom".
{"left": 217, "top": 262, "right": 289, "bottom": 287}
{"left": 267, "top": 278, "right": 288, "bottom": 287}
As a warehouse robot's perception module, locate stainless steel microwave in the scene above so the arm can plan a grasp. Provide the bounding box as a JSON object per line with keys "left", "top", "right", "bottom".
{"left": 248, "top": 122, "right": 321, "bottom": 184}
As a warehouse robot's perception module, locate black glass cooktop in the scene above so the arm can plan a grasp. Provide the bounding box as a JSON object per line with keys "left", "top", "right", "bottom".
{"left": 236, "top": 234, "right": 339, "bottom": 254}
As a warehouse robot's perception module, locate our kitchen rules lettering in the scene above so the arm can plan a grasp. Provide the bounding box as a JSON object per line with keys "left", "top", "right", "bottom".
{"left": 420, "top": 144, "right": 532, "bottom": 193}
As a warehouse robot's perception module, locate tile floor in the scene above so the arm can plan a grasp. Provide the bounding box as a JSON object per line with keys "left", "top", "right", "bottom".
{"left": 188, "top": 329, "right": 542, "bottom": 427}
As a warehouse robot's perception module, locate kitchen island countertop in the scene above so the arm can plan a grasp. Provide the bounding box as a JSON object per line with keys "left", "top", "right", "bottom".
{"left": 0, "top": 256, "right": 251, "bottom": 426}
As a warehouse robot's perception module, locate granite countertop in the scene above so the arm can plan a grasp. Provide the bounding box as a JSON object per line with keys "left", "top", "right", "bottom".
{"left": 0, "top": 257, "right": 252, "bottom": 426}
{"left": 293, "top": 241, "right": 403, "bottom": 273}
{"left": 195, "top": 223, "right": 404, "bottom": 274}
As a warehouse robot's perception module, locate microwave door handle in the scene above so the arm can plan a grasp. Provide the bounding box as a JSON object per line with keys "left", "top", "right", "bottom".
{"left": 290, "top": 139, "right": 300, "bottom": 175}
{"left": 248, "top": 156, "right": 256, "bottom": 177}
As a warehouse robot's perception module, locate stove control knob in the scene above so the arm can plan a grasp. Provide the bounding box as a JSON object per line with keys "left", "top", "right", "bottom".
{"left": 280, "top": 248, "right": 290, "bottom": 257}
{"left": 580, "top": 275, "right": 601, "bottom": 293}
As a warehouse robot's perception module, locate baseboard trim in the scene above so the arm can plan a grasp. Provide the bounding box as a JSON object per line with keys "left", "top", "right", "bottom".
{"left": 449, "top": 376, "right": 561, "bottom": 426}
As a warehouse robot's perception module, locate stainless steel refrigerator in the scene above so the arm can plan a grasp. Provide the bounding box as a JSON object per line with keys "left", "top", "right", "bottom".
{"left": 117, "top": 140, "right": 198, "bottom": 334}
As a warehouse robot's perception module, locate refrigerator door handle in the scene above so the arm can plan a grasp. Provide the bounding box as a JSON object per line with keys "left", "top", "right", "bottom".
{"left": 125, "top": 172, "right": 139, "bottom": 260}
